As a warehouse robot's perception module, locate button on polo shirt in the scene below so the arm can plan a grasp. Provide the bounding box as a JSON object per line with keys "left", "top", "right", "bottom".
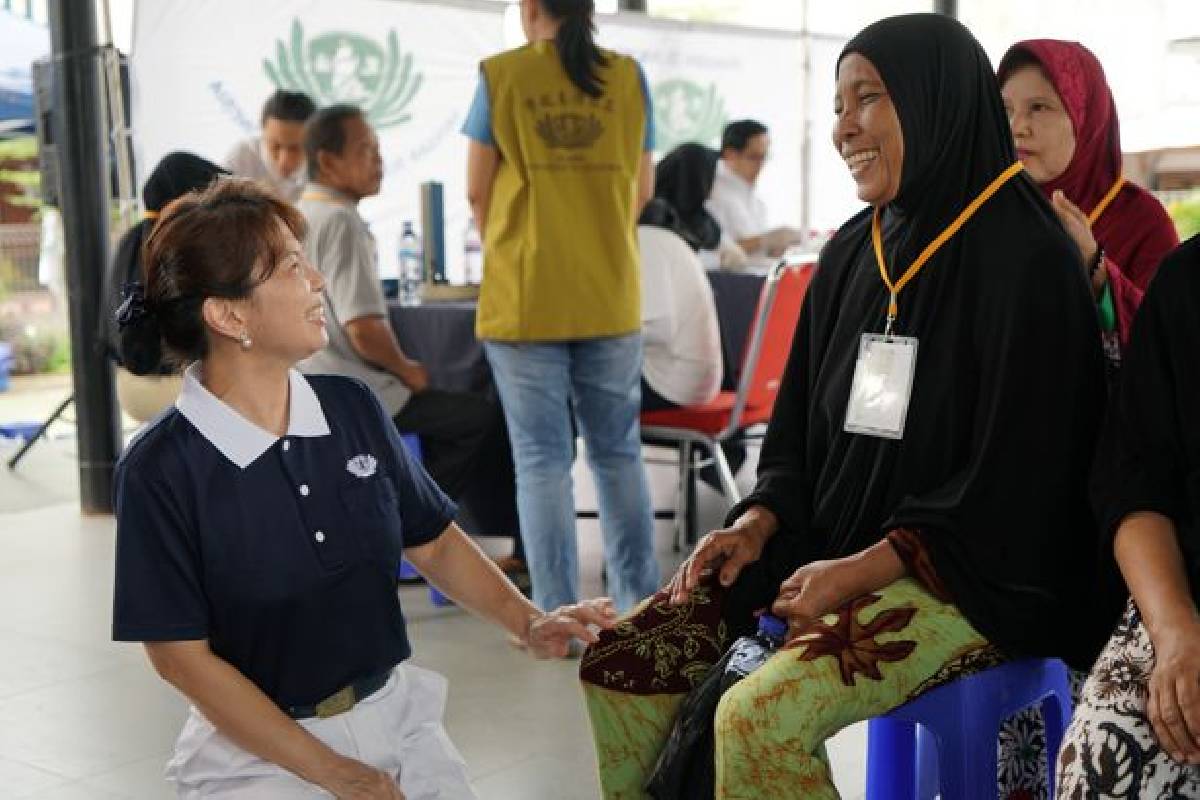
{"left": 112, "top": 368, "right": 456, "bottom": 711}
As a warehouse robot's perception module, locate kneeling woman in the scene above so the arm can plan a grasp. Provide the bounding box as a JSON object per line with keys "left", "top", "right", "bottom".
{"left": 112, "top": 178, "right": 613, "bottom": 799}
{"left": 580, "top": 14, "right": 1115, "bottom": 799}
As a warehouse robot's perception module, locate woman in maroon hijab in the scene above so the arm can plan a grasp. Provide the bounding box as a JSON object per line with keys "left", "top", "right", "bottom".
{"left": 995, "top": 39, "right": 1180, "bottom": 800}
{"left": 999, "top": 40, "right": 1177, "bottom": 357}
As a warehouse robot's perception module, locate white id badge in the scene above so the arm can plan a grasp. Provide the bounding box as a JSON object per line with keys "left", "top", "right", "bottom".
{"left": 844, "top": 334, "right": 918, "bottom": 440}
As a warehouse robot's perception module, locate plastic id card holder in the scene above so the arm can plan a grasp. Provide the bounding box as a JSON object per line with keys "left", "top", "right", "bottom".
{"left": 844, "top": 334, "right": 918, "bottom": 440}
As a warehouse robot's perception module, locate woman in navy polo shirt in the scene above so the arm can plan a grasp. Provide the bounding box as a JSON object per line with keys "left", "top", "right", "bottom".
{"left": 112, "top": 177, "right": 615, "bottom": 799}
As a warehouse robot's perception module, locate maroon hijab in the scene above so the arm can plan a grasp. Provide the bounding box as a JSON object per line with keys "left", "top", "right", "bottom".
{"left": 999, "top": 40, "right": 1178, "bottom": 340}
{"left": 999, "top": 40, "right": 1122, "bottom": 213}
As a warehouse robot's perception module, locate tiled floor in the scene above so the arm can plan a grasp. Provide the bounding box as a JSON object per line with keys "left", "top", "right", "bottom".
{"left": 0, "top": 432, "right": 867, "bottom": 799}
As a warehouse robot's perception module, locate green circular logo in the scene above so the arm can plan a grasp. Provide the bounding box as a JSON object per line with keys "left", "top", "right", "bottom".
{"left": 652, "top": 79, "right": 728, "bottom": 153}
{"left": 264, "top": 20, "right": 423, "bottom": 129}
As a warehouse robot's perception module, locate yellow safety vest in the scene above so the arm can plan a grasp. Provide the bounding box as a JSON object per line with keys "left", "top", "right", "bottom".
{"left": 477, "top": 40, "right": 645, "bottom": 342}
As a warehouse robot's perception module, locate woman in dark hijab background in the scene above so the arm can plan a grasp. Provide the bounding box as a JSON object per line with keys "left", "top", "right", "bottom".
{"left": 579, "top": 14, "right": 1113, "bottom": 798}
{"left": 998, "top": 40, "right": 1178, "bottom": 354}
{"left": 105, "top": 152, "right": 227, "bottom": 420}
{"left": 652, "top": 142, "right": 722, "bottom": 252}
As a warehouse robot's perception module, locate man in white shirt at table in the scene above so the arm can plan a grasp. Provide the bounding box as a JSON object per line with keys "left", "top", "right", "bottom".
{"left": 223, "top": 90, "right": 316, "bottom": 203}
{"left": 706, "top": 119, "right": 802, "bottom": 267}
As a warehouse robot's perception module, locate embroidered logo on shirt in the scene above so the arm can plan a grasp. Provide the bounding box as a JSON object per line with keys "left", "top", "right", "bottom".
{"left": 346, "top": 454, "right": 378, "bottom": 478}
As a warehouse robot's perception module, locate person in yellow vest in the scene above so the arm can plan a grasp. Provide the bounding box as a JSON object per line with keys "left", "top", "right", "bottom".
{"left": 464, "top": 0, "right": 659, "bottom": 623}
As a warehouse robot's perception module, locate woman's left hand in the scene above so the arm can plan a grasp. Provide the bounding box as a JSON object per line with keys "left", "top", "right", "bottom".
{"left": 771, "top": 558, "right": 866, "bottom": 639}
{"left": 1050, "top": 190, "right": 1101, "bottom": 287}
{"left": 524, "top": 598, "right": 618, "bottom": 659}
{"left": 1146, "top": 617, "right": 1200, "bottom": 764}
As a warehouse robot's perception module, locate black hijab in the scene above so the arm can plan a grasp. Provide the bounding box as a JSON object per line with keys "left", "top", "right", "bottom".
{"left": 652, "top": 143, "right": 721, "bottom": 251}
{"left": 104, "top": 152, "right": 227, "bottom": 369}
{"left": 725, "top": 14, "right": 1114, "bottom": 669}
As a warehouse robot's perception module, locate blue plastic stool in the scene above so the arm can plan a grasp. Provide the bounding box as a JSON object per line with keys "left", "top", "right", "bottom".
{"left": 865, "top": 658, "right": 1074, "bottom": 800}
{"left": 0, "top": 421, "right": 43, "bottom": 441}
{"left": 396, "top": 432, "right": 453, "bottom": 608}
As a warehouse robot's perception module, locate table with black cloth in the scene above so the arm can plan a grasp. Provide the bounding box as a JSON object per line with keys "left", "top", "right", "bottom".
{"left": 386, "top": 270, "right": 767, "bottom": 396}
{"left": 387, "top": 300, "right": 493, "bottom": 395}
{"left": 704, "top": 269, "right": 768, "bottom": 390}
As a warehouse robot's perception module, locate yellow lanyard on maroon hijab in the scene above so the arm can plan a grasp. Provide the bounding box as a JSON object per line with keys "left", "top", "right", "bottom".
{"left": 301, "top": 189, "right": 342, "bottom": 204}
{"left": 1087, "top": 175, "right": 1125, "bottom": 225}
{"left": 872, "top": 161, "right": 1025, "bottom": 336}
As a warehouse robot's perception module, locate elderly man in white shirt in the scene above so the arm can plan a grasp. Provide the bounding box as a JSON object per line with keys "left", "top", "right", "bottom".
{"left": 705, "top": 119, "right": 802, "bottom": 266}
{"left": 223, "top": 90, "right": 316, "bottom": 203}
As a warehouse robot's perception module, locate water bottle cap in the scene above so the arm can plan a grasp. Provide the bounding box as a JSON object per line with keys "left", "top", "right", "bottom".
{"left": 757, "top": 613, "right": 787, "bottom": 641}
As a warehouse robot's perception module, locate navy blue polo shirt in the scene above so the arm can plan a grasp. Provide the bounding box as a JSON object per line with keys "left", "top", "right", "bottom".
{"left": 112, "top": 367, "right": 455, "bottom": 710}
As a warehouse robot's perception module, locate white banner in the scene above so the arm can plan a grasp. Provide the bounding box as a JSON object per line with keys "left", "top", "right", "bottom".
{"left": 597, "top": 16, "right": 806, "bottom": 230}
{"left": 131, "top": 0, "right": 504, "bottom": 281}
{"left": 804, "top": 32, "right": 863, "bottom": 235}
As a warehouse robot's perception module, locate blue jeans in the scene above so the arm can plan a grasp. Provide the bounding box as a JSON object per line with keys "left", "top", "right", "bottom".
{"left": 484, "top": 334, "right": 659, "bottom": 613}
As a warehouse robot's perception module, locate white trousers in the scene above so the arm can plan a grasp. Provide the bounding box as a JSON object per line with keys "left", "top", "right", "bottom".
{"left": 166, "top": 663, "right": 476, "bottom": 799}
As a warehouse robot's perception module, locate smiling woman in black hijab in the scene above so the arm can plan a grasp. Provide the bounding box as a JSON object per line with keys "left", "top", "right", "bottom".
{"left": 580, "top": 14, "right": 1114, "bottom": 799}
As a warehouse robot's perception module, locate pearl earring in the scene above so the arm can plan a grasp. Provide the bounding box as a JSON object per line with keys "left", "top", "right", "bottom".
{"left": 239, "top": 332, "right": 252, "bottom": 350}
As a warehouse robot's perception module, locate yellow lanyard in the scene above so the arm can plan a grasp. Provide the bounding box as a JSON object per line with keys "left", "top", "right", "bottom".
{"left": 301, "top": 190, "right": 338, "bottom": 204}
{"left": 1087, "top": 175, "right": 1125, "bottom": 225}
{"left": 872, "top": 161, "right": 1025, "bottom": 335}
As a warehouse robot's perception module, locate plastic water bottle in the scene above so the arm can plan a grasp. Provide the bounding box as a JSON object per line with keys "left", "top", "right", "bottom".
{"left": 463, "top": 218, "right": 483, "bottom": 286}
{"left": 719, "top": 612, "right": 788, "bottom": 690}
{"left": 645, "top": 613, "right": 788, "bottom": 798}
{"left": 397, "top": 221, "right": 423, "bottom": 307}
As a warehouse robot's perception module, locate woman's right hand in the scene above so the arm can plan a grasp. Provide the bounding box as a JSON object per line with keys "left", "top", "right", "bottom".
{"left": 665, "top": 506, "right": 778, "bottom": 605}
{"left": 319, "top": 756, "right": 406, "bottom": 799}
{"left": 1147, "top": 617, "right": 1200, "bottom": 765}
{"left": 397, "top": 359, "right": 429, "bottom": 394}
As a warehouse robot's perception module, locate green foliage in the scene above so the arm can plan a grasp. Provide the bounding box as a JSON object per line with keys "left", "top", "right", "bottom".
{"left": 45, "top": 334, "right": 70, "bottom": 373}
{"left": 0, "top": 134, "right": 41, "bottom": 213}
{"left": 0, "top": 319, "right": 69, "bottom": 375}
{"left": 0, "top": 254, "right": 19, "bottom": 300}
{"left": 1168, "top": 196, "right": 1200, "bottom": 241}
{"left": 0, "top": 136, "right": 38, "bottom": 159}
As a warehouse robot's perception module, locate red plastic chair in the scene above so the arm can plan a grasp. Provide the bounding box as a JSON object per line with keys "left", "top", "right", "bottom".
{"left": 641, "top": 258, "right": 815, "bottom": 549}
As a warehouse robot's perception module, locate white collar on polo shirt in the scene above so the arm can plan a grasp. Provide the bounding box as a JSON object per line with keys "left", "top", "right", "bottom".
{"left": 716, "top": 159, "right": 756, "bottom": 197}
{"left": 175, "top": 363, "right": 331, "bottom": 469}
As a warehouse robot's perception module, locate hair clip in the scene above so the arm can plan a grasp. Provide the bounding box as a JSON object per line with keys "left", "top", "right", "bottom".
{"left": 116, "top": 282, "right": 151, "bottom": 330}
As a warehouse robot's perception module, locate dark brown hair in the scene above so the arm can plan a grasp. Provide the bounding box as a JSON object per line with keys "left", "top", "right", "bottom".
{"left": 541, "top": 0, "right": 607, "bottom": 99}
{"left": 304, "top": 104, "right": 365, "bottom": 180}
{"left": 119, "top": 177, "right": 307, "bottom": 374}
{"left": 261, "top": 89, "right": 317, "bottom": 126}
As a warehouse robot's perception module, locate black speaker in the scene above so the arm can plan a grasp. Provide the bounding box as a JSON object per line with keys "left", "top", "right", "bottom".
{"left": 31, "top": 57, "right": 58, "bottom": 207}
{"left": 32, "top": 50, "right": 133, "bottom": 209}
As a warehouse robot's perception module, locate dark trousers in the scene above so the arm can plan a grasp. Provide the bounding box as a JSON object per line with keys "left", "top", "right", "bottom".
{"left": 394, "top": 389, "right": 523, "bottom": 560}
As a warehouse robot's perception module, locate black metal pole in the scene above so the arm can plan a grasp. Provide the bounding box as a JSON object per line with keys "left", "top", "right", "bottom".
{"left": 47, "top": 0, "right": 120, "bottom": 514}
{"left": 935, "top": 0, "right": 958, "bottom": 17}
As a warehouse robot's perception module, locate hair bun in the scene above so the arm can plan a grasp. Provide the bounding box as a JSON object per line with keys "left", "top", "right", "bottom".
{"left": 118, "top": 312, "right": 165, "bottom": 375}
